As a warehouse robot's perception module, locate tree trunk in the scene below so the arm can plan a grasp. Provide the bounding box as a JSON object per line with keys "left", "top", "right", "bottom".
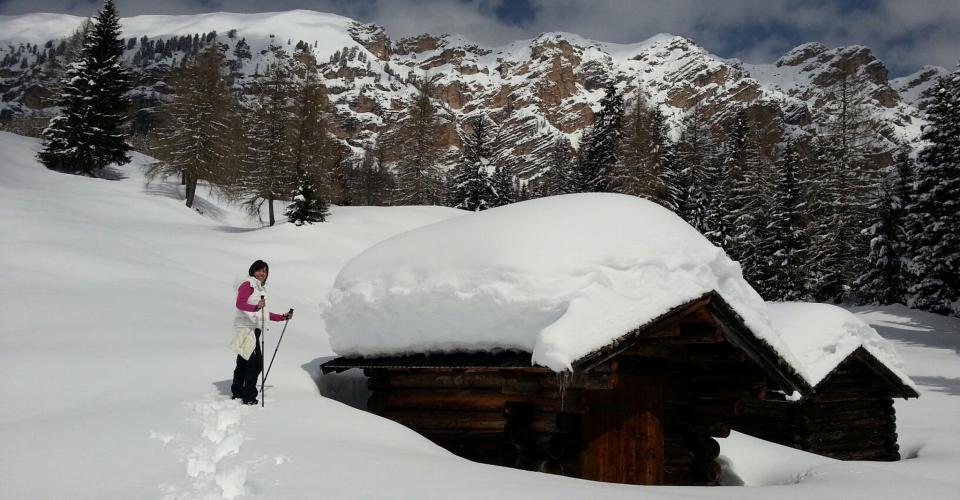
{"left": 184, "top": 172, "right": 197, "bottom": 208}
{"left": 268, "top": 193, "right": 275, "bottom": 226}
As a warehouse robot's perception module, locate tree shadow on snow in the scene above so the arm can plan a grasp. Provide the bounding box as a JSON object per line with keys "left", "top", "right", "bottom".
{"left": 910, "top": 376, "right": 960, "bottom": 396}
{"left": 301, "top": 356, "right": 370, "bottom": 410}
{"left": 97, "top": 166, "right": 128, "bottom": 180}
{"left": 144, "top": 181, "right": 238, "bottom": 223}
{"left": 48, "top": 165, "right": 128, "bottom": 180}
{"left": 876, "top": 326, "right": 960, "bottom": 356}
{"left": 857, "top": 308, "right": 960, "bottom": 356}
{"left": 213, "top": 225, "right": 262, "bottom": 234}
{"left": 140, "top": 176, "right": 277, "bottom": 232}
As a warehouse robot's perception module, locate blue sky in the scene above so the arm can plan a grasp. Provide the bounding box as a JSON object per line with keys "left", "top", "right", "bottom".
{"left": 0, "top": 0, "right": 957, "bottom": 76}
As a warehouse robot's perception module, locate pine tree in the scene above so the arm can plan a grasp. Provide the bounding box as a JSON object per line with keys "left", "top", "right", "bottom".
{"left": 39, "top": 0, "right": 131, "bottom": 175}
{"left": 760, "top": 142, "right": 812, "bottom": 301}
{"left": 907, "top": 64, "right": 960, "bottom": 316}
{"left": 220, "top": 85, "right": 249, "bottom": 187}
{"left": 540, "top": 136, "right": 574, "bottom": 197}
{"left": 37, "top": 60, "right": 91, "bottom": 171}
{"left": 394, "top": 84, "right": 447, "bottom": 205}
{"left": 745, "top": 166, "right": 779, "bottom": 298}
{"left": 809, "top": 69, "right": 890, "bottom": 302}
{"left": 326, "top": 150, "right": 355, "bottom": 206}
{"left": 285, "top": 169, "right": 329, "bottom": 224}
{"left": 658, "top": 140, "right": 682, "bottom": 212}
{"left": 804, "top": 135, "right": 847, "bottom": 302}
{"left": 490, "top": 164, "right": 517, "bottom": 207}
{"left": 43, "top": 19, "right": 91, "bottom": 104}
{"left": 289, "top": 51, "right": 338, "bottom": 199}
{"left": 454, "top": 116, "right": 495, "bottom": 211}
{"left": 673, "top": 107, "right": 722, "bottom": 234}
{"left": 352, "top": 145, "right": 395, "bottom": 206}
{"left": 615, "top": 92, "right": 653, "bottom": 196}
{"left": 615, "top": 93, "right": 672, "bottom": 204}
{"left": 722, "top": 109, "right": 766, "bottom": 263}
{"left": 231, "top": 38, "right": 252, "bottom": 71}
{"left": 855, "top": 146, "right": 915, "bottom": 305}
{"left": 574, "top": 81, "right": 624, "bottom": 192}
{"left": 647, "top": 107, "right": 675, "bottom": 208}
{"left": 703, "top": 149, "right": 735, "bottom": 250}
{"left": 239, "top": 45, "right": 294, "bottom": 226}
{"left": 150, "top": 44, "right": 233, "bottom": 208}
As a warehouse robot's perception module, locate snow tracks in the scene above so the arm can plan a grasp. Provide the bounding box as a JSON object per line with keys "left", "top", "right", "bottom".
{"left": 153, "top": 396, "right": 277, "bottom": 499}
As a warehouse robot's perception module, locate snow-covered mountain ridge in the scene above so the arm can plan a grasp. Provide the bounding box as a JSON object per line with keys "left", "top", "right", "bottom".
{"left": 0, "top": 10, "right": 946, "bottom": 178}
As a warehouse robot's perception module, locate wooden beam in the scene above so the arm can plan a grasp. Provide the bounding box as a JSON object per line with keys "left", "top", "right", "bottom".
{"left": 368, "top": 389, "right": 581, "bottom": 413}
{"left": 574, "top": 294, "right": 714, "bottom": 372}
{"left": 369, "top": 371, "right": 618, "bottom": 391}
{"left": 379, "top": 410, "right": 506, "bottom": 432}
{"left": 707, "top": 292, "right": 812, "bottom": 396}
{"left": 621, "top": 345, "right": 673, "bottom": 357}
{"left": 647, "top": 329, "right": 724, "bottom": 345}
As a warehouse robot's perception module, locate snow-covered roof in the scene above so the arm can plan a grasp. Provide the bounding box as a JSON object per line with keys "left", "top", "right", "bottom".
{"left": 324, "top": 193, "right": 806, "bottom": 376}
{"left": 766, "top": 302, "right": 917, "bottom": 394}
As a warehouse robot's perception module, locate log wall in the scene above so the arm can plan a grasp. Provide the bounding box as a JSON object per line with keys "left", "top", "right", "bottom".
{"left": 365, "top": 368, "right": 588, "bottom": 473}
{"left": 361, "top": 303, "right": 778, "bottom": 486}
{"left": 732, "top": 360, "right": 901, "bottom": 461}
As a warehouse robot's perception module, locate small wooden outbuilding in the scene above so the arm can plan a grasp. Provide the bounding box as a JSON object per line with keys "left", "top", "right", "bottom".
{"left": 322, "top": 291, "right": 812, "bottom": 486}
{"left": 732, "top": 346, "right": 918, "bottom": 461}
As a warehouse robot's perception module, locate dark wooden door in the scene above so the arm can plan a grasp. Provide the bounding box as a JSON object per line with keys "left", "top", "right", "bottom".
{"left": 579, "top": 377, "right": 664, "bottom": 484}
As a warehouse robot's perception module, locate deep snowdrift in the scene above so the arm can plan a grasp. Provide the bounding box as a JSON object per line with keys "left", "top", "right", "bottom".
{"left": 325, "top": 193, "right": 803, "bottom": 374}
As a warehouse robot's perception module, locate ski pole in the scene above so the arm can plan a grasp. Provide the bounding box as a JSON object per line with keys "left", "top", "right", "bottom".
{"left": 263, "top": 308, "right": 293, "bottom": 386}
{"left": 260, "top": 295, "right": 266, "bottom": 408}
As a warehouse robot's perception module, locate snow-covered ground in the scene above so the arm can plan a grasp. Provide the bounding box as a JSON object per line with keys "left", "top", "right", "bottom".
{"left": 1, "top": 130, "right": 958, "bottom": 499}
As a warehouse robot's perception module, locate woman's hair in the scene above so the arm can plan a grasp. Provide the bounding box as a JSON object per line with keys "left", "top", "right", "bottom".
{"left": 248, "top": 260, "right": 269, "bottom": 284}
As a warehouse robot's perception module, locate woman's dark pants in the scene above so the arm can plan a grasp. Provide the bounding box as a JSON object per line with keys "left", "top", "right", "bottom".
{"left": 231, "top": 328, "right": 262, "bottom": 404}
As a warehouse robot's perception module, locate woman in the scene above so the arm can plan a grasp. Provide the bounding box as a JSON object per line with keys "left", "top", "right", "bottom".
{"left": 230, "top": 260, "right": 293, "bottom": 405}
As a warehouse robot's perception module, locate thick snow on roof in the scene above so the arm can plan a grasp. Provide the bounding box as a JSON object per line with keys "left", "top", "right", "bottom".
{"left": 325, "top": 193, "right": 803, "bottom": 373}
{"left": 766, "top": 302, "right": 915, "bottom": 390}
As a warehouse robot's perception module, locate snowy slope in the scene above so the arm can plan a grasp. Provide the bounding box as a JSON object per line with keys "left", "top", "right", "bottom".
{"left": 0, "top": 10, "right": 929, "bottom": 178}
{"left": 891, "top": 66, "right": 950, "bottom": 107}
{"left": 1, "top": 131, "right": 959, "bottom": 499}
{"left": 0, "top": 10, "right": 357, "bottom": 59}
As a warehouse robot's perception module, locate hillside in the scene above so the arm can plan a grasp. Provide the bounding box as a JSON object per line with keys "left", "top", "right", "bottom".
{"left": 1, "top": 131, "right": 959, "bottom": 499}
{"left": 0, "top": 10, "right": 944, "bottom": 179}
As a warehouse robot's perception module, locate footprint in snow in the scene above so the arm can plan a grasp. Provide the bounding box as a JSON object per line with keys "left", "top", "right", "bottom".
{"left": 156, "top": 397, "right": 254, "bottom": 500}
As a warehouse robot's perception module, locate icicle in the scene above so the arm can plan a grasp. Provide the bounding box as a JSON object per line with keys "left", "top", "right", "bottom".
{"left": 557, "top": 371, "right": 570, "bottom": 411}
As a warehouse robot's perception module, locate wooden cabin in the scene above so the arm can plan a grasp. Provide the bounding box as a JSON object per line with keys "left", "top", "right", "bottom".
{"left": 732, "top": 346, "right": 918, "bottom": 461}
{"left": 322, "top": 291, "right": 812, "bottom": 486}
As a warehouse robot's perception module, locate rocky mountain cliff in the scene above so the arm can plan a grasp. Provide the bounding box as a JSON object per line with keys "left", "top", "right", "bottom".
{"left": 0, "top": 10, "right": 943, "bottom": 180}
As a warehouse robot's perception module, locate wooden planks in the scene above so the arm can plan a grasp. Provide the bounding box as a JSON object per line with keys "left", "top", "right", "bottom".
{"left": 732, "top": 394, "right": 901, "bottom": 461}
{"left": 579, "top": 377, "right": 664, "bottom": 485}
